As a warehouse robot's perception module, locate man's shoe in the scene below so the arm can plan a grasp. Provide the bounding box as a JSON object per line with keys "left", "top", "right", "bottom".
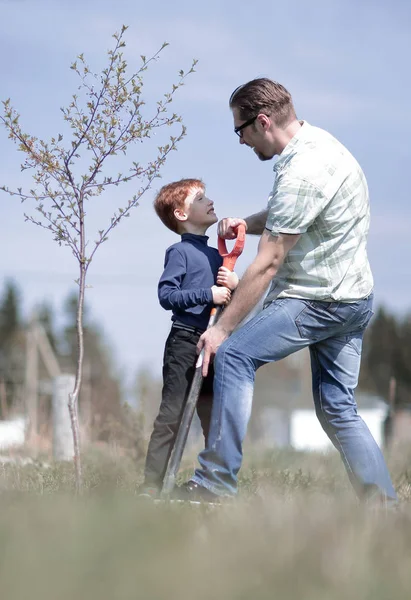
{"left": 173, "top": 480, "right": 222, "bottom": 504}
{"left": 136, "top": 486, "right": 160, "bottom": 500}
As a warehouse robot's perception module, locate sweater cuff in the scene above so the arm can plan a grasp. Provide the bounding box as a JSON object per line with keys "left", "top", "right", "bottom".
{"left": 203, "top": 288, "right": 213, "bottom": 305}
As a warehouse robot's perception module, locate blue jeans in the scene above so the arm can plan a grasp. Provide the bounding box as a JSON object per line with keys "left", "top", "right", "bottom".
{"left": 192, "top": 295, "right": 397, "bottom": 501}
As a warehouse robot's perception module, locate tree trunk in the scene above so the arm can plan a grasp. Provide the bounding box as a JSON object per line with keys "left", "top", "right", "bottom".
{"left": 68, "top": 203, "right": 86, "bottom": 493}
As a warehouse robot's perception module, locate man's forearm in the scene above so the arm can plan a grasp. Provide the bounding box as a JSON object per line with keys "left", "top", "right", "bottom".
{"left": 217, "top": 261, "right": 276, "bottom": 333}
{"left": 245, "top": 210, "right": 268, "bottom": 235}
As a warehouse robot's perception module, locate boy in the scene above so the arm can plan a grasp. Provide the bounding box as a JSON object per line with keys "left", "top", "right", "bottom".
{"left": 139, "top": 178, "right": 238, "bottom": 498}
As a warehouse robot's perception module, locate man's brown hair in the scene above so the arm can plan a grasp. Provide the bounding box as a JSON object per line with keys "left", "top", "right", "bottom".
{"left": 229, "top": 78, "right": 296, "bottom": 127}
{"left": 154, "top": 178, "right": 204, "bottom": 234}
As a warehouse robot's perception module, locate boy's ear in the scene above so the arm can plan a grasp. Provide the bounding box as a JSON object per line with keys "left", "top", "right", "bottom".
{"left": 174, "top": 208, "right": 188, "bottom": 222}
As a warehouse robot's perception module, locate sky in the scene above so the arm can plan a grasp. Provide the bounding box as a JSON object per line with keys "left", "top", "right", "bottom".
{"left": 0, "top": 0, "right": 410, "bottom": 392}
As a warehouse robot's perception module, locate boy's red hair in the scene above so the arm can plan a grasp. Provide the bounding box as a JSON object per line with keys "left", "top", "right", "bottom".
{"left": 154, "top": 178, "right": 204, "bottom": 234}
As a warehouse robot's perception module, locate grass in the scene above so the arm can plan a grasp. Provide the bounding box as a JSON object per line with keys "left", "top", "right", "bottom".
{"left": 0, "top": 445, "right": 411, "bottom": 599}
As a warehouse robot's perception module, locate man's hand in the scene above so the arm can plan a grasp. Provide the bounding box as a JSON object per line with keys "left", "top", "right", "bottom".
{"left": 197, "top": 324, "right": 229, "bottom": 377}
{"left": 211, "top": 285, "right": 231, "bottom": 305}
{"left": 217, "top": 217, "right": 247, "bottom": 240}
{"left": 216, "top": 266, "right": 239, "bottom": 290}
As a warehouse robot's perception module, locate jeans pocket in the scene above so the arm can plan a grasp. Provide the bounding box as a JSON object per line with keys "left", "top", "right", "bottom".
{"left": 350, "top": 308, "right": 374, "bottom": 333}
{"left": 165, "top": 329, "right": 197, "bottom": 361}
{"left": 295, "top": 301, "right": 346, "bottom": 342}
{"left": 345, "top": 310, "right": 373, "bottom": 355}
{"left": 170, "top": 329, "right": 194, "bottom": 343}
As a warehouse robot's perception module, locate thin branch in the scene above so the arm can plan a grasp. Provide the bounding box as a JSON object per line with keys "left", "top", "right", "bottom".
{"left": 65, "top": 45, "right": 118, "bottom": 164}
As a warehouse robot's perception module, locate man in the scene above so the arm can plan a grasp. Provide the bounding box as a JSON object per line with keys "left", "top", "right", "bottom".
{"left": 178, "top": 78, "right": 397, "bottom": 504}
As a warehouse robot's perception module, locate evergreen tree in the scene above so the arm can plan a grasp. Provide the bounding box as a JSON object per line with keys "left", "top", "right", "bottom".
{"left": 0, "top": 280, "right": 21, "bottom": 344}
{"left": 360, "top": 306, "right": 411, "bottom": 407}
{"left": 37, "top": 302, "right": 58, "bottom": 353}
{"left": 396, "top": 313, "right": 411, "bottom": 406}
{"left": 0, "top": 281, "right": 25, "bottom": 414}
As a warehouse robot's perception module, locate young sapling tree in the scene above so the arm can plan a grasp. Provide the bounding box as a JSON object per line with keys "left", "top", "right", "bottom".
{"left": 0, "top": 25, "right": 196, "bottom": 491}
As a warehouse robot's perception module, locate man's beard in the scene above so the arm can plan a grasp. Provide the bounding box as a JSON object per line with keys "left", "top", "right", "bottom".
{"left": 248, "top": 143, "right": 274, "bottom": 161}
{"left": 255, "top": 149, "right": 272, "bottom": 161}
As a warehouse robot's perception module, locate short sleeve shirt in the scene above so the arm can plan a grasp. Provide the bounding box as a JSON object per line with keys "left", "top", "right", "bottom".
{"left": 264, "top": 121, "right": 373, "bottom": 305}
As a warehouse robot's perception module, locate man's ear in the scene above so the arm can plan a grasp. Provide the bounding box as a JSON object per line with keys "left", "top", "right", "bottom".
{"left": 174, "top": 208, "right": 188, "bottom": 222}
{"left": 257, "top": 113, "right": 271, "bottom": 131}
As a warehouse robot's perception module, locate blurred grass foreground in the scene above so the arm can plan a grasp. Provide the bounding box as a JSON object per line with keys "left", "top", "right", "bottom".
{"left": 1, "top": 446, "right": 411, "bottom": 600}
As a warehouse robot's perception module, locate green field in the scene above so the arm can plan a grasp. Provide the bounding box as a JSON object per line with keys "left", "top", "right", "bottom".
{"left": 1, "top": 447, "right": 410, "bottom": 600}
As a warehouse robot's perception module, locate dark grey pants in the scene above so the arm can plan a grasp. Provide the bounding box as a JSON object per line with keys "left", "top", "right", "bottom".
{"left": 143, "top": 326, "right": 214, "bottom": 488}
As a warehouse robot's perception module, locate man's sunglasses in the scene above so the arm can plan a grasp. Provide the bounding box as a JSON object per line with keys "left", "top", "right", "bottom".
{"left": 234, "top": 115, "right": 258, "bottom": 138}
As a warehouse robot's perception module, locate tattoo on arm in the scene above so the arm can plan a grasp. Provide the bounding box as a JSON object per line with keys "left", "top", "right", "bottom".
{"left": 245, "top": 210, "right": 268, "bottom": 235}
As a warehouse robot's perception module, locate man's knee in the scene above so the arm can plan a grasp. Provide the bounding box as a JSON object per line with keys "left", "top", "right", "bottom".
{"left": 316, "top": 404, "right": 360, "bottom": 432}
{"left": 214, "top": 342, "right": 256, "bottom": 389}
{"left": 215, "top": 336, "right": 249, "bottom": 367}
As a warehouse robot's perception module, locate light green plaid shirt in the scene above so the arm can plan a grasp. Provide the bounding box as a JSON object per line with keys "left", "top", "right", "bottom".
{"left": 264, "top": 121, "right": 373, "bottom": 305}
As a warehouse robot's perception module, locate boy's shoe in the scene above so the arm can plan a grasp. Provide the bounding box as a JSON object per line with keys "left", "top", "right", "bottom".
{"left": 137, "top": 486, "right": 160, "bottom": 500}
{"left": 173, "top": 480, "right": 223, "bottom": 505}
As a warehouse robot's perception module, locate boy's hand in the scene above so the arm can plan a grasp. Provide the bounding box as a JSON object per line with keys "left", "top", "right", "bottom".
{"left": 211, "top": 285, "right": 231, "bottom": 305}
{"left": 217, "top": 266, "right": 239, "bottom": 291}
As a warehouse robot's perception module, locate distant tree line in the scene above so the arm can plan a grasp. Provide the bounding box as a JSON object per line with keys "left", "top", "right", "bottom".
{"left": 360, "top": 307, "right": 411, "bottom": 408}
{"left": 1, "top": 279, "right": 409, "bottom": 452}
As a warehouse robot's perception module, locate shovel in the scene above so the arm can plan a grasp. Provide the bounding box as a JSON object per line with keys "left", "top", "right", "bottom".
{"left": 161, "top": 224, "right": 246, "bottom": 497}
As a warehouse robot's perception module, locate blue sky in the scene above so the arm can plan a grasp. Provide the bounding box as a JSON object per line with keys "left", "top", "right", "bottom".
{"left": 1, "top": 0, "right": 410, "bottom": 388}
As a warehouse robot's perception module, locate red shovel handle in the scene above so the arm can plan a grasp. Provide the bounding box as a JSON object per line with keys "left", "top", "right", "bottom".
{"left": 217, "top": 224, "right": 246, "bottom": 271}
{"left": 209, "top": 223, "right": 246, "bottom": 320}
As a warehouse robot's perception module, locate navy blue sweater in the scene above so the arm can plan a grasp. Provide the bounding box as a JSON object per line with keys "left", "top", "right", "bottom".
{"left": 158, "top": 233, "right": 223, "bottom": 331}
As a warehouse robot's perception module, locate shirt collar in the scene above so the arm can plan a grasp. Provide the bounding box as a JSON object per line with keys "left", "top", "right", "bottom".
{"left": 181, "top": 233, "right": 209, "bottom": 244}
{"left": 273, "top": 120, "right": 310, "bottom": 173}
